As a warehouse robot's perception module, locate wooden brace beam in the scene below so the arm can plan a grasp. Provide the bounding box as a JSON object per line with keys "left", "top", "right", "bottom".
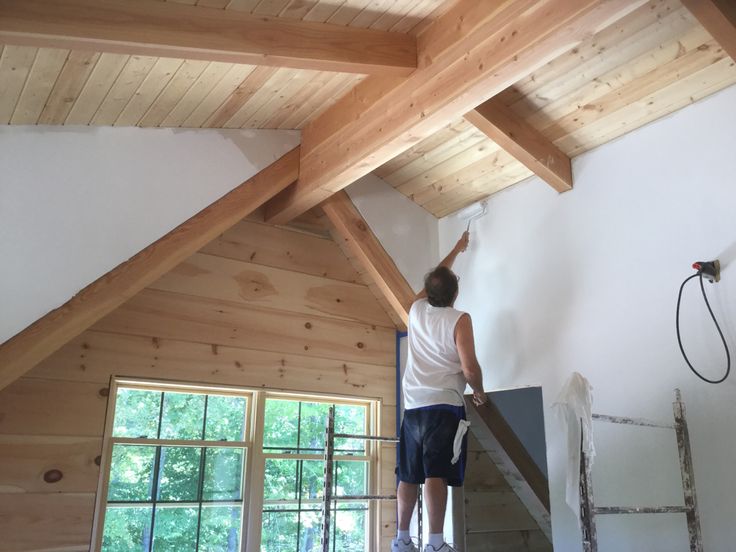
{"left": 681, "top": 0, "right": 736, "bottom": 62}
{"left": 0, "top": 147, "right": 300, "bottom": 392}
{"left": 465, "top": 97, "right": 573, "bottom": 193}
{"left": 322, "top": 191, "right": 415, "bottom": 327}
{"left": 264, "top": 0, "right": 646, "bottom": 224}
{"left": 0, "top": 0, "right": 417, "bottom": 76}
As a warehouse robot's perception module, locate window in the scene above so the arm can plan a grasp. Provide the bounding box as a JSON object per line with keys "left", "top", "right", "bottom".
{"left": 93, "top": 382, "right": 376, "bottom": 552}
{"left": 95, "top": 383, "right": 251, "bottom": 551}
{"left": 260, "top": 398, "right": 370, "bottom": 552}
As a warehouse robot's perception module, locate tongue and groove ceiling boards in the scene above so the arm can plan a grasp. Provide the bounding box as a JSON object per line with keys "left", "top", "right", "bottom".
{"left": 1, "top": 1, "right": 734, "bottom": 218}
{"left": 375, "top": 0, "right": 736, "bottom": 216}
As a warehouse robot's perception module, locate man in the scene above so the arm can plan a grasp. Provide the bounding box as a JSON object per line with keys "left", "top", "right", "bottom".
{"left": 392, "top": 231, "right": 486, "bottom": 552}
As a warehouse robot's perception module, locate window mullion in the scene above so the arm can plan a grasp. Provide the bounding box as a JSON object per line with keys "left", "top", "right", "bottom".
{"left": 194, "top": 395, "right": 209, "bottom": 551}
{"left": 148, "top": 392, "right": 165, "bottom": 552}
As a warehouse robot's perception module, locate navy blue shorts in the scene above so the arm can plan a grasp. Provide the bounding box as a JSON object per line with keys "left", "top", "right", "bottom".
{"left": 397, "top": 404, "right": 468, "bottom": 487}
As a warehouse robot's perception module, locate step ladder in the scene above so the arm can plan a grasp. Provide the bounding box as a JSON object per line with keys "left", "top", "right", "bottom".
{"left": 579, "top": 389, "right": 703, "bottom": 551}
{"left": 321, "top": 406, "right": 423, "bottom": 552}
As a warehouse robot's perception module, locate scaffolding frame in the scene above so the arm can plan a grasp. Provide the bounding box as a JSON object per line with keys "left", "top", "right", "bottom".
{"left": 579, "top": 389, "right": 703, "bottom": 551}
{"left": 321, "top": 406, "right": 423, "bottom": 552}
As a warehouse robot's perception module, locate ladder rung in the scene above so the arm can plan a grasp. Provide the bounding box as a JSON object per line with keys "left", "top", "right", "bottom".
{"left": 332, "top": 495, "right": 396, "bottom": 501}
{"left": 593, "top": 506, "right": 688, "bottom": 515}
{"left": 592, "top": 413, "right": 674, "bottom": 429}
{"left": 332, "top": 433, "right": 400, "bottom": 443}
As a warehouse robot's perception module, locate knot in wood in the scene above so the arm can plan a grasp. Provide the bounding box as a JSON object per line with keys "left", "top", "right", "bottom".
{"left": 44, "top": 469, "right": 63, "bottom": 483}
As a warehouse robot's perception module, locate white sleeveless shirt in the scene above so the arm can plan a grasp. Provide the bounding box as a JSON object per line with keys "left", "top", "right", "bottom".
{"left": 403, "top": 298, "right": 467, "bottom": 409}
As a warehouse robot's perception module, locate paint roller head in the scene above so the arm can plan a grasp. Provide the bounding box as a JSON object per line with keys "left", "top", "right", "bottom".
{"left": 457, "top": 200, "right": 488, "bottom": 231}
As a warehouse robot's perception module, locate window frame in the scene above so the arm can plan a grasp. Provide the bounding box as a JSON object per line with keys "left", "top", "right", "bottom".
{"left": 256, "top": 394, "right": 375, "bottom": 552}
{"left": 92, "top": 379, "right": 381, "bottom": 552}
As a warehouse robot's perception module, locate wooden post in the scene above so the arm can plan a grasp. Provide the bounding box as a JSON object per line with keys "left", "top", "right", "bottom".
{"left": 579, "top": 426, "right": 597, "bottom": 552}
{"left": 673, "top": 389, "right": 704, "bottom": 552}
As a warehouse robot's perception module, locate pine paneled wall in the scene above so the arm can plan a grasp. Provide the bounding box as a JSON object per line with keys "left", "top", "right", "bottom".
{"left": 0, "top": 218, "right": 398, "bottom": 551}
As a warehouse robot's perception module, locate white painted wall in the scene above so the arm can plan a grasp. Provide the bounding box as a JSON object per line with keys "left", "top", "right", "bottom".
{"left": 0, "top": 126, "right": 299, "bottom": 343}
{"left": 439, "top": 85, "right": 736, "bottom": 551}
{"left": 347, "top": 173, "right": 440, "bottom": 292}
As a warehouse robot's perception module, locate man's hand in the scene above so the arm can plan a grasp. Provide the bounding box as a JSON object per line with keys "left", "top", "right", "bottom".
{"left": 472, "top": 390, "right": 486, "bottom": 406}
{"left": 456, "top": 231, "right": 470, "bottom": 253}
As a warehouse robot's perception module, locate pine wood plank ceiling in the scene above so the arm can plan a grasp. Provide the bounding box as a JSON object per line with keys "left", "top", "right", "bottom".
{"left": 0, "top": 0, "right": 734, "bottom": 217}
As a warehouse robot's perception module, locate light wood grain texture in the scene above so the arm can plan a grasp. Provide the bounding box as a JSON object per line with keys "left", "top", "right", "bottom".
{"left": 10, "top": 47, "right": 68, "bottom": 124}
{"left": 149, "top": 252, "right": 394, "bottom": 326}
{"left": 0, "top": 493, "right": 95, "bottom": 552}
{"left": 681, "top": 0, "right": 736, "bottom": 61}
{"left": 201, "top": 218, "right": 361, "bottom": 282}
{"left": 37, "top": 50, "right": 100, "bottom": 125}
{"left": 28, "top": 330, "right": 396, "bottom": 403}
{"left": 92, "top": 287, "right": 394, "bottom": 366}
{"left": 322, "top": 191, "right": 415, "bottom": 327}
{"left": 0, "top": 45, "right": 37, "bottom": 124}
{"left": 0, "top": 147, "right": 300, "bottom": 392}
{"left": 0, "top": 0, "right": 417, "bottom": 75}
{"left": 264, "top": 0, "right": 646, "bottom": 223}
{"left": 64, "top": 52, "right": 129, "bottom": 125}
{"left": 0, "top": 379, "right": 109, "bottom": 437}
{"left": 0, "top": 435, "right": 101, "bottom": 494}
{"left": 465, "top": 97, "right": 573, "bottom": 193}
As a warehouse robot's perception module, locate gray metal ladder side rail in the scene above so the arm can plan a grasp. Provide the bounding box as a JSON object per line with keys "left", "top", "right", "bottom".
{"left": 579, "top": 389, "right": 703, "bottom": 552}
{"left": 321, "top": 406, "right": 423, "bottom": 552}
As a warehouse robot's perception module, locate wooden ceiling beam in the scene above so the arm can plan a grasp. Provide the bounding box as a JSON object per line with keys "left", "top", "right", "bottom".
{"left": 464, "top": 97, "right": 573, "bottom": 193}
{"left": 0, "top": 0, "right": 417, "bottom": 76}
{"left": 681, "top": 0, "right": 736, "bottom": 62}
{"left": 263, "top": 0, "right": 647, "bottom": 224}
{"left": 322, "top": 191, "right": 415, "bottom": 327}
{"left": 0, "top": 147, "right": 300, "bottom": 392}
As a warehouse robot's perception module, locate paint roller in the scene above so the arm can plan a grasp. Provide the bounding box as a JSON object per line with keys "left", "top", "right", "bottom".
{"left": 457, "top": 200, "right": 488, "bottom": 232}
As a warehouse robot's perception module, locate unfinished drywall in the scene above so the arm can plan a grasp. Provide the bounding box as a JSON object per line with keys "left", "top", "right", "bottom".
{"left": 439, "top": 85, "right": 736, "bottom": 551}
{"left": 347, "top": 173, "right": 440, "bottom": 292}
{"left": 0, "top": 126, "right": 300, "bottom": 344}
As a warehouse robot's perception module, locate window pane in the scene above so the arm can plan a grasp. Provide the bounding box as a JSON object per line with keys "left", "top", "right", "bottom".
{"left": 203, "top": 448, "right": 244, "bottom": 501}
{"left": 113, "top": 388, "right": 161, "bottom": 438}
{"left": 334, "top": 506, "right": 367, "bottom": 552}
{"left": 298, "top": 509, "right": 322, "bottom": 552}
{"left": 206, "top": 395, "right": 247, "bottom": 442}
{"left": 335, "top": 462, "right": 367, "bottom": 497}
{"left": 102, "top": 505, "right": 152, "bottom": 551}
{"left": 261, "top": 507, "right": 298, "bottom": 552}
{"left": 199, "top": 505, "right": 242, "bottom": 552}
{"left": 108, "top": 445, "right": 155, "bottom": 502}
{"left": 264, "top": 458, "right": 297, "bottom": 501}
{"left": 157, "top": 446, "right": 201, "bottom": 502}
{"left": 160, "top": 392, "right": 206, "bottom": 440}
{"left": 151, "top": 505, "right": 198, "bottom": 552}
{"left": 263, "top": 399, "right": 299, "bottom": 452}
{"left": 334, "top": 405, "right": 366, "bottom": 454}
{"left": 300, "top": 460, "right": 325, "bottom": 501}
{"left": 299, "top": 402, "right": 330, "bottom": 452}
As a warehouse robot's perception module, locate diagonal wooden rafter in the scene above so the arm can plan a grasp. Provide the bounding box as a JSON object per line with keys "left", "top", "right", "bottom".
{"left": 322, "top": 191, "right": 415, "bottom": 328}
{"left": 0, "top": 0, "right": 417, "bottom": 76}
{"left": 0, "top": 147, "right": 300, "bottom": 392}
{"left": 464, "top": 97, "right": 573, "bottom": 193}
{"left": 681, "top": 0, "right": 736, "bottom": 62}
{"left": 264, "top": 0, "right": 647, "bottom": 224}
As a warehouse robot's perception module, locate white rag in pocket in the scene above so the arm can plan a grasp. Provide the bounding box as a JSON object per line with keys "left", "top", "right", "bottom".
{"left": 451, "top": 419, "right": 471, "bottom": 464}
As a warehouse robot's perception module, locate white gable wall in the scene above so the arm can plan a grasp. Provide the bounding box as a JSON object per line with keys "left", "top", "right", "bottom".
{"left": 0, "top": 126, "right": 299, "bottom": 343}
{"left": 438, "top": 85, "right": 736, "bottom": 551}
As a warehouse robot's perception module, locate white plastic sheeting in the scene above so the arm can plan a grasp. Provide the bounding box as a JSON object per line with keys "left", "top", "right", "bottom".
{"left": 553, "top": 372, "right": 595, "bottom": 526}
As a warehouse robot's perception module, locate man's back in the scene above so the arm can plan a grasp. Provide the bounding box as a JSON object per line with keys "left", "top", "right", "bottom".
{"left": 403, "top": 298, "right": 467, "bottom": 409}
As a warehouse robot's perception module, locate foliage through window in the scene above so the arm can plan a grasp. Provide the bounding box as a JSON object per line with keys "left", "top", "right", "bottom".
{"left": 99, "top": 386, "right": 249, "bottom": 551}
{"left": 95, "top": 384, "right": 375, "bottom": 552}
{"left": 261, "top": 399, "right": 369, "bottom": 552}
